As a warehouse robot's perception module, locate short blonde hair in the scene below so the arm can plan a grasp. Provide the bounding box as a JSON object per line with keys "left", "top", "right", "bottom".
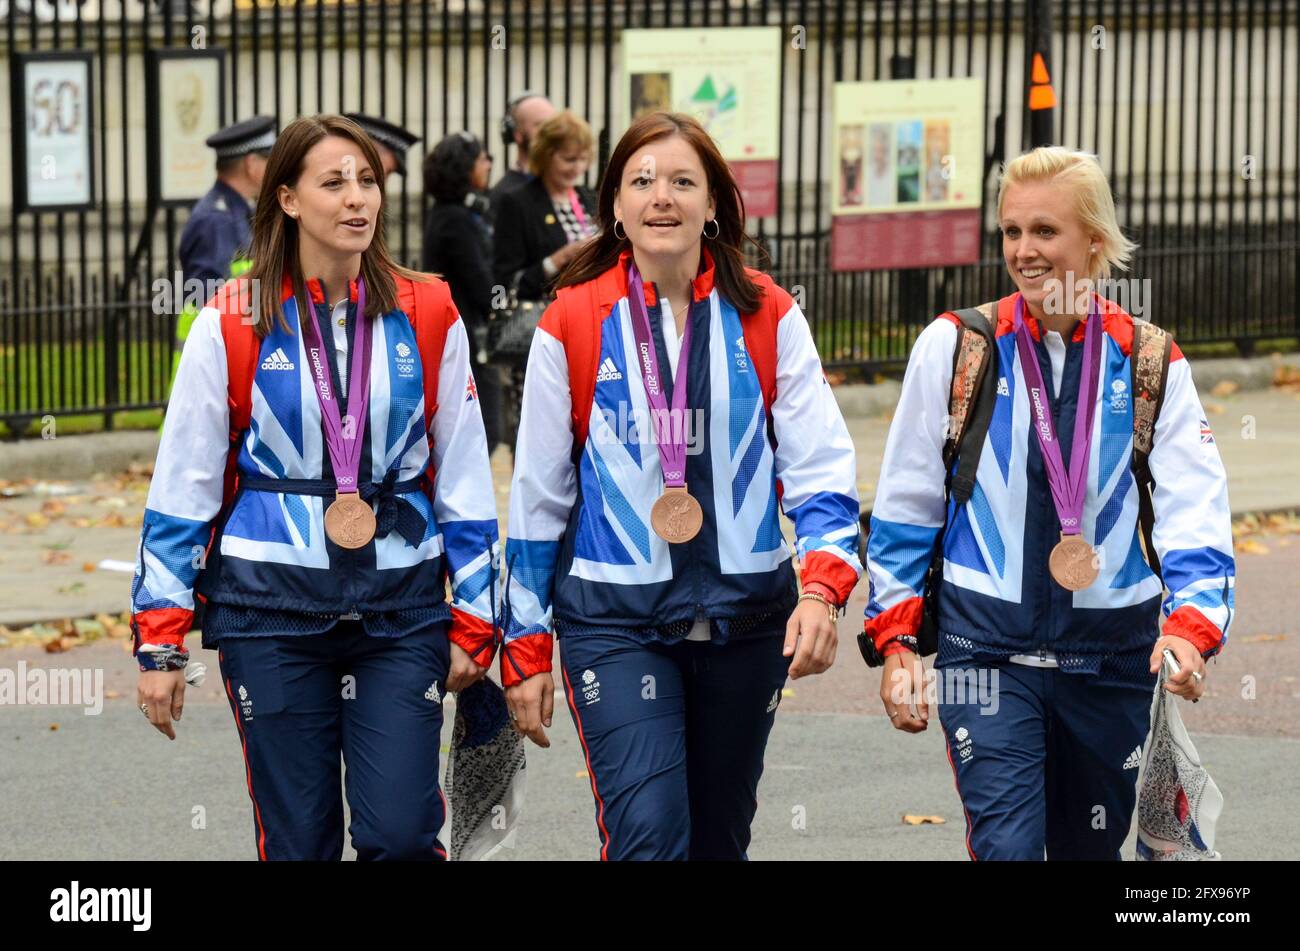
{"left": 997, "top": 146, "right": 1136, "bottom": 280}
{"left": 528, "top": 110, "right": 595, "bottom": 177}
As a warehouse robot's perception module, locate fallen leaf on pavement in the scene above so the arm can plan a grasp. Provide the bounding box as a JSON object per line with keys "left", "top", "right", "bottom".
{"left": 1209, "top": 380, "right": 1239, "bottom": 397}
{"left": 1240, "top": 634, "right": 1287, "bottom": 643}
{"left": 902, "top": 814, "right": 946, "bottom": 825}
{"left": 41, "top": 550, "right": 73, "bottom": 565}
{"left": 24, "top": 513, "right": 49, "bottom": 529}
{"left": 1235, "top": 539, "right": 1269, "bottom": 555}
{"left": 1203, "top": 402, "right": 1225, "bottom": 416}
{"left": 82, "top": 562, "right": 96, "bottom": 572}
{"left": 105, "top": 690, "right": 122, "bottom": 700}
{"left": 49, "top": 724, "right": 59, "bottom": 731}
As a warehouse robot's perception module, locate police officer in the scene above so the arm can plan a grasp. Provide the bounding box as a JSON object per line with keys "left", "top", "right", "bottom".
{"left": 344, "top": 113, "right": 420, "bottom": 180}
{"left": 172, "top": 115, "right": 276, "bottom": 385}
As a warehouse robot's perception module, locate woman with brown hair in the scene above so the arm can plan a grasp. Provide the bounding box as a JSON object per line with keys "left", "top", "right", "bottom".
{"left": 131, "top": 115, "right": 500, "bottom": 860}
{"left": 498, "top": 112, "right": 862, "bottom": 860}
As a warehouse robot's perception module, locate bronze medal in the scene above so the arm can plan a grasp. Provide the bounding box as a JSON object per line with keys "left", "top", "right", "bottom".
{"left": 1049, "top": 533, "right": 1099, "bottom": 591}
{"left": 324, "top": 492, "right": 376, "bottom": 549}
{"left": 650, "top": 485, "right": 703, "bottom": 544}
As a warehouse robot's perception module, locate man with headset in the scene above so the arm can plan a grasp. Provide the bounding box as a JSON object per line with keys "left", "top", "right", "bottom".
{"left": 488, "top": 92, "right": 556, "bottom": 218}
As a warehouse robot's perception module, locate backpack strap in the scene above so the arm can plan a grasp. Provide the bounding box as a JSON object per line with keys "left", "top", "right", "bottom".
{"left": 395, "top": 274, "right": 455, "bottom": 489}
{"left": 738, "top": 273, "right": 782, "bottom": 421}
{"left": 1131, "top": 320, "right": 1174, "bottom": 581}
{"left": 914, "top": 304, "right": 997, "bottom": 658}
{"left": 559, "top": 282, "right": 605, "bottom": 466}
{"left": 944, "top": 304, "right": 998, "bottom": 505}
{"left": 218, "top": 279, "right": 259, "bottom": 509}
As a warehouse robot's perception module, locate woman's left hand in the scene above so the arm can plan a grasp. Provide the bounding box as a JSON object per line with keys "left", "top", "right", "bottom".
{"left": 783, "top": 599, "right": 838, "bottom": 679}
{"left": 1148, "top": 634, "right": 1207, "bottom": 701}
{"left": 447, "top": 642, "right": 490, "bottom": 693}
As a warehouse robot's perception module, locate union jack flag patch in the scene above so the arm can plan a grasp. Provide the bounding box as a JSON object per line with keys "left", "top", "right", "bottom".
{"left": 465, "top": 374, "right": 479, "bottom": 402}
{"left": 1199, "top": 418, "right": 1215, "bottom": 444}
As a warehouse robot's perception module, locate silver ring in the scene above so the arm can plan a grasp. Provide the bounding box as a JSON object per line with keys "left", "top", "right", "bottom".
{"left": 139, "top": 703, "right": 149, "bottom": 717}
{"left": 1191, "top": 670, "right": 1204, "bottom": 682}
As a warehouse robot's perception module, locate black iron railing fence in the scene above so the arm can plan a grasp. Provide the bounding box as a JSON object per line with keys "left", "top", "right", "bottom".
{"left": 1, "top": 0, "right": 1296, "bottom": 428}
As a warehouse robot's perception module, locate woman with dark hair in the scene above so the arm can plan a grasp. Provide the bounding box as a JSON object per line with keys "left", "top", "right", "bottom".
{"left": 422, "top": 131, "right": 503, "bottom": 452}
{"left": 498, "top": 112, "right": 863, "bottom": 860}
{"left": 131, "top": 115, "right": 499, "bottom": 860}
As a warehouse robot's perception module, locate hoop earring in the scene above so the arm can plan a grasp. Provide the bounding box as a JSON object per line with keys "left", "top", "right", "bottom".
{"left": 613, "top": 219, "right": 627, "bottom": 241}
{"left": 702, "top": 219, "right": 720, "bottom": 240}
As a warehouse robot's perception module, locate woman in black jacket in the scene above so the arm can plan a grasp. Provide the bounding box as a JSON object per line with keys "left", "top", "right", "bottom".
{"left": 491, "top": 110, "right": 597, "bottom": 302}
{"left": 422, "top": 131, "right": 503, "bottom": 452}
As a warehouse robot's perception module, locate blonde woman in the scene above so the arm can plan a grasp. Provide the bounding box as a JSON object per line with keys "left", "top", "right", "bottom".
{"left": 862, "top": 147, "right": 1234, "bottom": 860}
{"left": 492, "top": 110, "right": 598, "bottom": 303}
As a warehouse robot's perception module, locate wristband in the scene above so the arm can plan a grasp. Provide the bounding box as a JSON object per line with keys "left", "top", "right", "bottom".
{"left": 137, "top": 644, "right": 191, "bottom": 672}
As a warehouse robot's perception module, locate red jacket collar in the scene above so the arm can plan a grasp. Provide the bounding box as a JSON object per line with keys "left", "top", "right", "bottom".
{"left": 278, "top": 271, "right": 360, "bottom": 307}
{"left": 614, "top": 246, "right": 717, "bottom": 307}
{"left": 996, "top": 290, "right": 1125, "bottom": 343}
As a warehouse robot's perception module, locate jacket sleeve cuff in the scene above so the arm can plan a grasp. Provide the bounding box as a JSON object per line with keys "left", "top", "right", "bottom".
{"left": 499, "top": 632, "right": 553, "bottom": 688}
{"left": 800, "top": 550, "right": 860, "bottom": 605}
{"left": 882, "top": 639, "right": 916, "bottom": 658}
{"left": 1163, "top": 605, "right": 1225, "bottom": 658}
{"left": 865, "top": 596, "right": 923, "bottom": 653}
{"left": 131, "top": 608, "right": 193, "bottom": 655}
{"left": 449, "top": 608, "right": 497, "bottom": 667}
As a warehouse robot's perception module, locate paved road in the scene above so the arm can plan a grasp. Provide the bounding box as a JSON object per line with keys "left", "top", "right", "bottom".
{"left": 3, "top": 537, "right": 1297, "bottom": 860}
{"left": 2, "top": 661, "right": 1297, "bottom": 860}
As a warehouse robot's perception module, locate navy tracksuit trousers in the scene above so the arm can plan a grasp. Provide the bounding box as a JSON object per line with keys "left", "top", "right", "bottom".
{"left": 217, "top": 620, "right": 450, "bottom": 861}
{"left": 560, "top": 629, "right": 790, "bottom": 861}
{"left": 937, "top": 660, "right": 1153, "bottom": 860}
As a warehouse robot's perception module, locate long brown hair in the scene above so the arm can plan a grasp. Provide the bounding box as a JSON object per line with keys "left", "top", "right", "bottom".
{"left": 557, "top": 112, "right": 765, "bottom": 312}
{"left": 245, "top": 114, "right": 424, "bottom": 336}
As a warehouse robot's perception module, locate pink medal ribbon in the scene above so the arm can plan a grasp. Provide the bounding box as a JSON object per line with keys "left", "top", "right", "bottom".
{"left": 626, "top": 263, "right": 692, "bottom": 486}
{"left": 1012, "top": 293, "right": 1104, "bottom": 589}
{"left": 299, "top": 277, "right": 373, "bottom": 491}
{"left": 626, "top": 262, "right": 703, "bottom": 544}
{"left": 297, "top": 278, "right": 379, "bottom": 550}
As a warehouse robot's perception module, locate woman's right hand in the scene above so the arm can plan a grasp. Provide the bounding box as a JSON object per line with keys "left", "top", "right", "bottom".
{"left": 879, "top": 650, "right": 929, "bottom": 733}
{"left": 505, "top": 671, "right": 554, "bottom": 748}
{"left": 138, "top": 669, "right": 186, "bottom": 740}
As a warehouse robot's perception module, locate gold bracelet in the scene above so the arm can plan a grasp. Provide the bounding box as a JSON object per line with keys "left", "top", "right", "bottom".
{"left": 798, "top": 591, "right": 841, "bottom": 622}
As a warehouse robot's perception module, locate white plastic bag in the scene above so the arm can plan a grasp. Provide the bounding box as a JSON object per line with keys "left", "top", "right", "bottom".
{"left": 1134, "top": 652, "right": 1223, "bottom": 860}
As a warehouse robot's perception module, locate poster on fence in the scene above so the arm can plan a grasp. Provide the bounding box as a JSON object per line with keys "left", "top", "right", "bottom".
{"left": 830, "top": 77, "right": 985, "bottom": 271}
{"left": 621, "top": 26, "right": 781, "bottom": 218}
{"left": 12, "top": 51, "right": 96, "bottom": 213}
{"left": 147, "top": 49, "right": 227, "bottom": 208}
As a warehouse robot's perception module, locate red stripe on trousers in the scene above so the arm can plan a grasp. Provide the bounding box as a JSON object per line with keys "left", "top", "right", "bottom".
{"left": 223, "top": 665, "right": 268, "bottom": 861}
{"left": 943, "top": 733, "right": 977, "bottom": 861}
{"left": 562, "top": 662, "right": 611, "bottom": 861}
